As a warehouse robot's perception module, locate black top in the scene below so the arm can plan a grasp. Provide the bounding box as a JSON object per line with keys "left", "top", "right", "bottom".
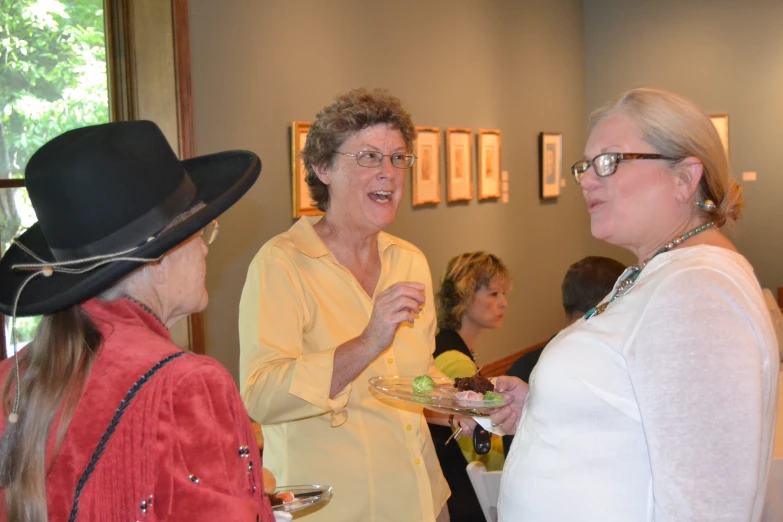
{"left": 429, "top": 329, "right": 484, "bottom": 522}
{"left": 506, "top": 346, "right": 545, "bottom": 384}
{"left": 433, "top": 329, "right": 474, "bottom": 361}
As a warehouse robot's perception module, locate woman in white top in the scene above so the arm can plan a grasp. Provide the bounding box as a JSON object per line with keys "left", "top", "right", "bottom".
{"left": 490, "top": 88, "right": 778, "bottom": 521}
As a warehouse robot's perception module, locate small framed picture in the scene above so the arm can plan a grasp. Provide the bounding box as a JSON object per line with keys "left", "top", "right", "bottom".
{"left": 412, "top": 126, "right": 441, "bottom": 206}
{"left": 539, "top": 132, "right": 562, "bottom": 200}
{"left": 709, "top": 114, "right": 729, "bottom": 161}
{"left": 477, "top": 129, "right": 501, "bottom": 200}
{"left": 291, "top": 121, "right": 322, "bottom": 218}
{"left": 446, "top": 128, "right": 472, "bottom": 202}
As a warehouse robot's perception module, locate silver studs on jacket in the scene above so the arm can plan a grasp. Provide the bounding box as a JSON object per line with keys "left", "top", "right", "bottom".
{"left": 139, "top": 494, "right": 153, "bottom": 518}
{"left": 189, "top": 474, "right": 200, "bottom": 484}
{"left": 239, "top": 445, "right": 251, "bottom": 458}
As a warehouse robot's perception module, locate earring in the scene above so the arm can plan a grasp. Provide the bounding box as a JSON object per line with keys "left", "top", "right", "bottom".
{"left": 697, "top": 199, "right": 717, "bottom": 211}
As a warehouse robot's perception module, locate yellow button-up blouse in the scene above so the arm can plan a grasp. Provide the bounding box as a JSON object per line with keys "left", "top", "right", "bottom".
{"left": 239, "top": 217, "right": 449, "bottom": 522}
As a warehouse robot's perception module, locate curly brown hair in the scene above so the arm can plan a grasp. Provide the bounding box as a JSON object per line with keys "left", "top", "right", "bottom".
{"left": 437, "top": 252, "right": 512, "bottom": 331}
{"left": 301, "top": 88, "right": 417, "bottom": 212}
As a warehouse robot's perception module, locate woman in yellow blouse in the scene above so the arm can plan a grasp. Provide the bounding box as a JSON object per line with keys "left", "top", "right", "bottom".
{"left": 430, "top": 252, "right": 511, "bottom": 522}
{"left": 239, "top": 88, "right": 450, "bottom": 522}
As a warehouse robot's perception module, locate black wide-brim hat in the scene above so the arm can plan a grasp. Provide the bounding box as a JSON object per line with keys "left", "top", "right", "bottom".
{"left": 0, "top": 120, "right": 261, "bottom": 317}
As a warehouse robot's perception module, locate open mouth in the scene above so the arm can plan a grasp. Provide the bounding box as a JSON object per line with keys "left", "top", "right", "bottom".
{"left": 369, "top": 190, "right": 393, "bottom": 203}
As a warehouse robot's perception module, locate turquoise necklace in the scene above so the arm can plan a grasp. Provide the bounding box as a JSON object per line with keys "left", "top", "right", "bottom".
{"left": 584, "top": 221, "right": 715, "bottom": 320}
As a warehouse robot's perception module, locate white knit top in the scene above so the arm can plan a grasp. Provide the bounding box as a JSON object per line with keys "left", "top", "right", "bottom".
{"left": 499, "top": 246, "right": 778, "bottom": 522}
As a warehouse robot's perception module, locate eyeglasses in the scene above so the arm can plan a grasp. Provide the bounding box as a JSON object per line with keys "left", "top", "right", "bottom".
{"left": 202, "top": 220, "right": 219, "bottom": 245}
{"left": 571, "top": 153, "right": 679, "bottom": 184}
{"left": 335, "top": 150, "right": 416, "bottom": 169}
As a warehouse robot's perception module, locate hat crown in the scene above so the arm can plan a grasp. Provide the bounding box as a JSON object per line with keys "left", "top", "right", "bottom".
{"left": 25, "top": 121, "right": 196, "bottom": 260}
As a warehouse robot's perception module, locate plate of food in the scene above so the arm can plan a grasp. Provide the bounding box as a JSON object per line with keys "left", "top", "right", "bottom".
{"left": 368, "top": 374, "right": 507, "bottom": 415}
{"left": 267, "top": 484, "right": 333, "bottom": 513}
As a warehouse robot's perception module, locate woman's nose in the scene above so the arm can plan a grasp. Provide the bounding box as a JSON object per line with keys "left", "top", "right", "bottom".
{"left": 578, "top": 165, "right": 601, "bottom": 191}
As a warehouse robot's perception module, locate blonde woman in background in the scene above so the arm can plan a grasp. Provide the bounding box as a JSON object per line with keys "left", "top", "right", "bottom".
{"left": 430, "top": 252, "right": 511, "bottom": 522}
{"left": 491, "top": 88, "right": 778, "bottom": 521}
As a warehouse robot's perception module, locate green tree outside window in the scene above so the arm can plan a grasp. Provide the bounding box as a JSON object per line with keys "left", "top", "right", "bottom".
{"left": 1, "top": 0, "right": 109, "bottom": 354}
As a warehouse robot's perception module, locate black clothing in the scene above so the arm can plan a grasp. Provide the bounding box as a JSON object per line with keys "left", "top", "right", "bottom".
{"left": 429, "top": 329, "right": 485, "bottom": 522}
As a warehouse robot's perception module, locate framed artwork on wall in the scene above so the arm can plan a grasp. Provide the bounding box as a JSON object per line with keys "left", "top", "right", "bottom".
{"left": 539, "top": 132, "right": 562, "bottom": 200}
{"left": 412, "top": 126, "right": 441, "bottom": 206}
{"left": 446, "top": 128, "right": 472, "bottom": 202}
{"left": 291, "top": 121, "right": 322, "bottom": 218}
{"left": 709, "top": 114, "right": 729, "bottom": 161}
{"left": 477, "top": 129, "right": 501, "bottom": 200}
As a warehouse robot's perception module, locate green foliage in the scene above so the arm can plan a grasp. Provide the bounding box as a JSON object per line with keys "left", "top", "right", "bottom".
{"left": 12, "top": 316, "right": 40, "bottom": 344}
{"left": 1, "top": 0, "right": 108, "bottom": 172}
{"left": 1, "top": 1, "right": 108, "bottom": 349}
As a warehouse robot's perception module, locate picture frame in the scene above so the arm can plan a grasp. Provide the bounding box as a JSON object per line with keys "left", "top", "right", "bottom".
{"left": 709, "top": 114, "right": 729, "bottom": 162}
{"left": 412, "top": 126, "right": 441, "bottom": 206}
{"left": 291, "top": 121, "right": 322, "bottom": 218}
{"left": 477, "top": 129, "right": 501, "bottom": 200}
{"left": 445, "top": 128, "right": 472, "bottom": 202}
{"left": 539, "top": 132, "right": 562, "bottom": 200}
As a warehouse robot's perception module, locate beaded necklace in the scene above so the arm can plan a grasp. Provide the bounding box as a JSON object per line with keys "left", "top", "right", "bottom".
{"left": 584, "top": 221, "right": 715, "bottom": 320}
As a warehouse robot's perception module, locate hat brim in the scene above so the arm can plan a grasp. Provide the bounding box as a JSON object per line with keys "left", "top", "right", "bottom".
{"left": 0, "top": 150, "right": 261, "bottom": 317}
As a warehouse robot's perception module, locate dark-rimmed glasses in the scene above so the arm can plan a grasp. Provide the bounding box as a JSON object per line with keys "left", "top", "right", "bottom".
{"left": 335, "top": 150, "right": 415, "bottom": 169}
{"left": 571, "top": 153, "right": 679, "bottom": 184}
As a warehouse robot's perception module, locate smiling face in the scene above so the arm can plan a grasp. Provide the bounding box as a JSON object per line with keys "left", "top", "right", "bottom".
{"left": 462, "top": 276, "right": 509, "bottom": 331}
{"left": 315, "top": 123, "right": 407, "bottom": 233}
{"left": 581, "top": 113, "right": 686, "bottom": 254}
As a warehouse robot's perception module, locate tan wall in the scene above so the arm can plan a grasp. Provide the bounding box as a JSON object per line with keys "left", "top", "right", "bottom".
{"left": 188, "top": 0, "right": 629, "bottom": 380}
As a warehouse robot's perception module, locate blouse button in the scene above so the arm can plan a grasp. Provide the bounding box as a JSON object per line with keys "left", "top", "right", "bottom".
{"left": 406, "top": 424, "right": 412, "bottom": 431}
{"left": 387, "top": 357, "right": 394, "bottom": 364}
{"left": 414, "top": 458, "right": 421, "bottom": 466}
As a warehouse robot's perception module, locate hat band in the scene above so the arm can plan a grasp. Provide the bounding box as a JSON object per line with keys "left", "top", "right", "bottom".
{"left": 49, "top": 175, "right": 197, "bottom": 261}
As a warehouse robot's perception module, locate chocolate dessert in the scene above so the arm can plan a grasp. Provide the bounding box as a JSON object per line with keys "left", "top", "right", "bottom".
{"left": 453, "top": 375, "right": 494, "bottom": 394}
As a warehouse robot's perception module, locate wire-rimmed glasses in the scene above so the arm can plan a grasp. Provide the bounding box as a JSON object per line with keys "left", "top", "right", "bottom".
{"left": 335, "top": 150, "right": 415, "bottom": 169}
{"left": 571, "top": 152, "right": 679, "bottom": 184}
{"left": 201, "top": 220, "right": 219, "bottom": 245}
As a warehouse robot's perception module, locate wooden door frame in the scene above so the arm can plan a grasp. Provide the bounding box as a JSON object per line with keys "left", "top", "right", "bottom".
{"left": 171, "top": 0, "right": 206, "bottom": 355}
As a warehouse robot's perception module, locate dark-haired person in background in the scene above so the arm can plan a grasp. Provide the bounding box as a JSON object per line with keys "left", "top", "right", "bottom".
{"left": 503, "top": 256, "right": 625, "bottom": 455}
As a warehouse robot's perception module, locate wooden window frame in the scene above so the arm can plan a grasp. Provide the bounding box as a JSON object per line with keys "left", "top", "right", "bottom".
{"left": 0, "top": 0, "right": 204, "bottom": 356}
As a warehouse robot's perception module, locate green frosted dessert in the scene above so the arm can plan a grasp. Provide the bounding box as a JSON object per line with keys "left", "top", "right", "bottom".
{"left": 412, "top": 375, "right": 435, "bottom": 395}
{"left": 483, "top": 391, "right": 503, "bottom": 402}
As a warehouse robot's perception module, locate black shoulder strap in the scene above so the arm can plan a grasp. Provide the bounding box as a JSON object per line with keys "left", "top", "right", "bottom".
{"left": 68, "top": 351, "right": 187, "bottom": 522}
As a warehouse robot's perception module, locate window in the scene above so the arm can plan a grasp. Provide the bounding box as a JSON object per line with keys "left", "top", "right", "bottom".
{"left": 1, "top": 0, "right": 110, "bottom": 357}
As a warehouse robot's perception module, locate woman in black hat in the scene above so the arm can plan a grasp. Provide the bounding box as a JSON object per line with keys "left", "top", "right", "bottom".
{"left": 0, "top": 121, "right": 275, "bottom": 522}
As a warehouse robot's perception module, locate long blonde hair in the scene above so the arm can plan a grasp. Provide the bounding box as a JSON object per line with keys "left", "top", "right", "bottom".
{"left": 589, "top": 88, "right": 743, "bottom": 226}
{"left": 2, "top": 306, "right": 102, "bottom": 522}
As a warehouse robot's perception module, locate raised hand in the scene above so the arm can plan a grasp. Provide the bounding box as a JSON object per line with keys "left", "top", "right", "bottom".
{"left": 360, "top": 282, "right": 426, "bottom": 355}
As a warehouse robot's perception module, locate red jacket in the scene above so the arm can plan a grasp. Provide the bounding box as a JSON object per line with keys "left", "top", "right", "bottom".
{"left": 0, "top": 297, "right": 274, "bottom": 522}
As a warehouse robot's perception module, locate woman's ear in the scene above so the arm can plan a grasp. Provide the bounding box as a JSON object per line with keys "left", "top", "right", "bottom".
{"left": 674, "top": 157, "right": 704, "bottom": 203}
{"left": 312, "top": 164, "right": 331, "bottom": 186}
